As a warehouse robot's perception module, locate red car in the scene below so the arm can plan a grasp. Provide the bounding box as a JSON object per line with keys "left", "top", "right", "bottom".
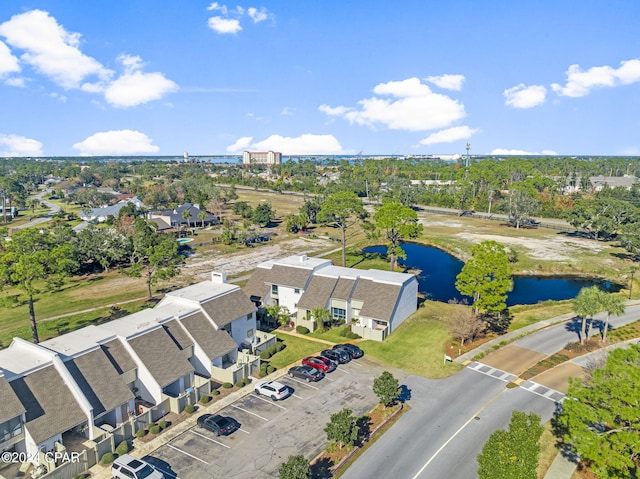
{"left": 302, "top": 356, "right": 337, "bottom": 373}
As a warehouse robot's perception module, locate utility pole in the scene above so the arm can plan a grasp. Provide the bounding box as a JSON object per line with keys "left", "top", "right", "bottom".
{"left": 465, "top": 142, "right": 471, "bottom": 168}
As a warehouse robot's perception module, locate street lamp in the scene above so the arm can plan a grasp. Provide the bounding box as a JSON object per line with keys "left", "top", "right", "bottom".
{"left": 629, "top": 269, "right": 636, "bottom": 300}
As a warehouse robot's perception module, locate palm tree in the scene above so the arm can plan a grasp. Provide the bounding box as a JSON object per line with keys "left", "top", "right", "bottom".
{"left": 198, "top": 209, "right": 207, "bottom": 229}
{"left": 601, "top": 294, "right": 625, "bottom": 342}
{"left": 573, "top": 286, "right": 602, "bottom": 344}
{"left": 181, "top": 208, "right": 191, "bottom": 235}
{"left": 311, "top": 307, "right": 332, "bottom": 330}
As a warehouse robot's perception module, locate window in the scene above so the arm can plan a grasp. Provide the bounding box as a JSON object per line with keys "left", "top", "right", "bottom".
{"left": 331, "top": 307, "right": 346, "bottom": 321}
{"left": 246, "top": 313, "right": 252, "bottom": 320}
{"left": 0, "top": 417, "right": 22, "bottom": 442}
{"left": 271, "top": 284, "right": 278, "bottom": 295}
{"left": 247, "top": 329, "right": 254, "bottom": 337}
{"left": 294, "top": 288, "right": 300, "bottom": 294}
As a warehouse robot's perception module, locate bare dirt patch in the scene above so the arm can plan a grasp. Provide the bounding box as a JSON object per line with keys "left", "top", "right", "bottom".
{"left": 180, "top": 236, "right": 337, "bottom": 282}
{"left": 454, "top": 232, "right": 604, "bottom": 261}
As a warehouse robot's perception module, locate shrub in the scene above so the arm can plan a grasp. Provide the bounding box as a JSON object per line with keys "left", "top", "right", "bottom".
{"left": 135, "top": 429, "right": 146, "bottom": 438}
{"left": 258, "top": 369, "right": 268, "bottom": 378}
{"left": 266, "top": 365, "right": 276, "bottom": 374}
{"left": 222, "top": 382, "right": 233, "bottom": 389}
{"left": 345, "top": 331, "right": 360, "bottom": 339}
{"left": 157, "top": 420, "right": 167, "bottom": 430}
{"left": 184, "top": 404, "right": 196, "bottom": 414}
{"left": 200, "top": 395, "right": 211, "bottom": 404}
{"left": 339, "top": 326, "right": 351, "bottom": 337}
{"left": 148, "top": 425, "right": 161, "bottom": 435}
{"left": 274, "top": 342, "right": 286, "bottom": 352}
{"left": 242, "top": 377, "right": 251, "bottom": 386}
{"left": 115, "top": 440, "right": 129, "bottom": 456}
{"left": 296, "top": 325, "right": 310, "bottom": 334}
{"left": 260, "top": 349, "right": 272, "bottom": 360}
{"left": 234, "top": 380, "right": 245, "bottom": 388}
{"left": 211, "top": 389, "right": 220, "bottom": 396}
{"left": 100, "top": 452, "right": 114, "bottom": 465}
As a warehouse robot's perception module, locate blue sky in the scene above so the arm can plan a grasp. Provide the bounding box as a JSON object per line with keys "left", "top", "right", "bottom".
{"left": 0, "top": 1, "right": 639, "bottom": 157}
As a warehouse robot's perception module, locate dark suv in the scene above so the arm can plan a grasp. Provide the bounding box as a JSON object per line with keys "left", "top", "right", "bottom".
{"left": 321, "top": 348, "right": 350, "bottom": 364}
{"left": 333, "top": 343, "right": 364, "bottom": 359}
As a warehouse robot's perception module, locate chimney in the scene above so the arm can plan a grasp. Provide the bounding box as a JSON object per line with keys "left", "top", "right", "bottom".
{"left": 211, "top": 271, "right": 227, "bottom": 284}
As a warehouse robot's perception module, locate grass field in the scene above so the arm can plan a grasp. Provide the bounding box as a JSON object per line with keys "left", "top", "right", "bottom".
{"left": 268, "top": 333, "right": 327, "bottom": 369}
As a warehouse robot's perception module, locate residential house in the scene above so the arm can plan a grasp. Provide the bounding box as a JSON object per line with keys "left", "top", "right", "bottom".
{"left": 80, "top": 197, "right": 144, "bottom": 223}
{"left": 244, "top": 255, "right": 419, "bottom": 341}
{"left": 148, "top": 203, "right": 217, "bottom": 231}
{"left": 0, "top": 339, "right": 92, "bottom": 464}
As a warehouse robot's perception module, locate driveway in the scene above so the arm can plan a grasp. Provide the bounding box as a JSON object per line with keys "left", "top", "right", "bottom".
{"left": 144, "top": 357, "right": 404, "bottom": 479}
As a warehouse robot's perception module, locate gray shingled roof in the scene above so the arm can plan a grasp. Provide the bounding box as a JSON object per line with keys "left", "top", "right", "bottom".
{"left": 201, "top": 289, "right": 257, "bottom": 329}
{"left": 65, "top": 349, "right": 134, "bottom": 417}
{"left": 352, "top": 279, "right": 401, "bottom": 322}
{"left": 297, "top": 276, "right": 337, "bottom": 310}
{"left": 9, "top": 365, "right": 86, "bottom": 444}
{"left": 0, "top": 375, "right": 25, "bottom": 423}
{"left": 242, "top": 267, "right": 271, "bottom": 301}
{"left": 101, "top": 339, "right": 136, "bottom": 375}
{"left": 180, "top": 313, "right": 237, "bottom": 359}
{"left": 332, "top": 278, "right": 356, "bottom": 301}
{"left": 163, "top": 320, "right": 194, "bottom": 351}
{"left": 270, "top": 265, "right": 313, "bottom": 289}
{"left": 128, "top": 328, "right": 194, "bottom": 388}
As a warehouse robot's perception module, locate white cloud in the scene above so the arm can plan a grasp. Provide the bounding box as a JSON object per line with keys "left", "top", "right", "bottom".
{"left": 0, "top": 9, "right": 112, "bottom": 89}
{"left": 0, "top": 40, "right": 20, "bottom": 76}
{"left": 504, "top": 84, "right": 546, "bottom": 109}
{"left": 4, "top": 76, "right": 25, "bottom": 87}
{"left": 73, "top": 130, "right": 160, "bottom": 155}
{"left": 103, "top": 54, "right": 178, "bottom": 108}
{"left": 0, "top": 134, "right": 43, "bottom": 156}
{"left": 491, "top": 148, "right": 557, "bottom": 155}
{"left": 207, "top": 4, "right": 271, "bottom": 34}
{"left": 551, "top": 59, "right": 640, "bottom": 97}
{"left": 420, "top": 126, "right": 479, "bottom": 145}
{"left": 247, "top": 7, "right": 269, "bottom": 23}
{"left": 207, "top": 2, "right": 228, "bottom": 14}
{"left": 226, "top": 136, "right": 253, "bottom": 152}
{"left": 425, "top": 74, "right": 465, "bottom": 91}
{"left": 319, "top": 77, "right": 465, "bottom": 131}
{"left": 239, "top": 133, "right": 344, "bottom": 155}
{"left": 281, "top": 106, "right": 295, "bottom": 115}
{"left": 208, "top": 16, "right": 242, "bottom": 34}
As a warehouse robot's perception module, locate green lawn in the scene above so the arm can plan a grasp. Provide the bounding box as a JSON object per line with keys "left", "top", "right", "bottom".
{"left": 360, "top": 303, "right": 463, "bottom": 378}
{"left": 268, "top": 333, "right": 327, "bottom": 369}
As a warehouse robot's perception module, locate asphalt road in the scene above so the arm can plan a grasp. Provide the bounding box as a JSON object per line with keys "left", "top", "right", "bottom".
{"left": 341, "top": 369, "right": 558, "bottom": 479}
{"left": 514, "top": 304, "right": 640, "bottom": 355}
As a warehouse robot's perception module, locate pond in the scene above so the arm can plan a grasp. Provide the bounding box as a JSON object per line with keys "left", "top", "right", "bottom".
{"left": 363, "top": 243, "right": 618, "bottom": 306}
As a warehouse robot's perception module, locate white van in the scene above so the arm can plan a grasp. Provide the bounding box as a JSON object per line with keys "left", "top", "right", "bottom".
{"left": 111, "top": 454, "right": 165, "bottom": 479}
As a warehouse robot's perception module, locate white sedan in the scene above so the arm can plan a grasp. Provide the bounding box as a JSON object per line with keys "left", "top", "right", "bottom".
{"left": 253, "top": 380, "right": 291, "bottom": 400}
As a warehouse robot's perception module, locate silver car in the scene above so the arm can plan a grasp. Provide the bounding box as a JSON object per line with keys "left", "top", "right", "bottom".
{"left": 112, "top": 454, "right": 165, "bottom": 479}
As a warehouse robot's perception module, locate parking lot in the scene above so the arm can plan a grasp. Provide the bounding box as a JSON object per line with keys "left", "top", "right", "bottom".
{"left": 144, "top": 357, "right": 406, "bottom": 479}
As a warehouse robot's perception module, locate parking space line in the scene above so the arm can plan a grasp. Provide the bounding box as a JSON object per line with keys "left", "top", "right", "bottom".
{"left": 334, "top": 368, "right": 350, "bottom": 374}
{"left": 325, "top": 376, "right": 335, "bottom": 381}
{"left": 253, "top": 394, "right": 287, "bottom": 410}
{"left": 239, "top": 428, "right": 250, "bottom": 434}
{"left": 167, "top": 444, "right": 209, "bottom": 464}
{"left": 288, "top": 378, "right": 319, "bottom": 390}
{"left": 349, "top": 361, "right": 364, "bottom": 367}
{"left": 292, "top": 393, "right": 305, "bottom": 399}
{"left": 190, "top": 429, "right": 230, "bottom": 448}
{"left": 231, "top": 404, "right": 269, "bottom": 421}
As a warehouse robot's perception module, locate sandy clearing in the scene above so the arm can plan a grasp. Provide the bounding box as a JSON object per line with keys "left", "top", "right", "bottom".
{"left": 180, "top": 237, "right": 336, "bottom": 281}
{"left": 454, "top": 232, "right": 604, "bottom": 261}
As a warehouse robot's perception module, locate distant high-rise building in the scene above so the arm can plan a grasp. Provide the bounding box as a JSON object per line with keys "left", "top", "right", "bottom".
{"left": 183, "top": 151, "right": 189, "bottom": 162}
{"left": 242, "top": 150, "right": 282, "bottom": 165}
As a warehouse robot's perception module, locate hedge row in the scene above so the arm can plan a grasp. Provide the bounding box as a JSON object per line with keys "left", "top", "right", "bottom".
{"left": 259, "top": 341, "right": 286, "bottom": 359}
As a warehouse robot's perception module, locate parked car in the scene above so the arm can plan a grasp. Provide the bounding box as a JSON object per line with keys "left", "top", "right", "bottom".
{"left": 254, "top": 380, "right": 291, "bottom": 400}
{"left": 333, "top": 343, "right": 364, "bottom": 359}
{"left": 112, "top": 454, "right": 165, "bottom": 479}
{"left": 302, "top": 356, "right": 337, "bottom": 373}
{"left": 197, "top": 414, "right": 240, "bottom": 436}
{"left": 288, "top": 365, "right": 325, "bottom": 382}
{"left": 321, "top": 348, "right": 351, "bottom": 364}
